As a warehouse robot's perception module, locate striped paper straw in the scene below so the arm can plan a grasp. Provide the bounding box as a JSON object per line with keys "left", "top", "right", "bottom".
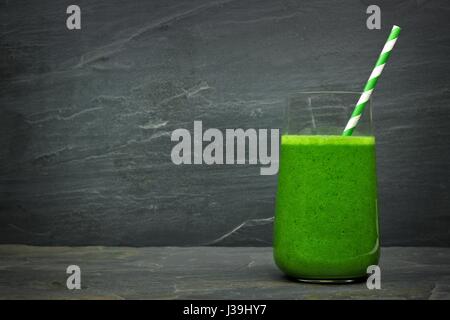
{"left": 343, "top": 25, "right": 401, "bottom": 136}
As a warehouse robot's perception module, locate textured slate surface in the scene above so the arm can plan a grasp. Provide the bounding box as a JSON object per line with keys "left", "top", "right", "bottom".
{"left": 0, "top": 0, "right": 450, "bottom": 246}
{"left": 0, "top": 245, "right": 449, "bottom": 299}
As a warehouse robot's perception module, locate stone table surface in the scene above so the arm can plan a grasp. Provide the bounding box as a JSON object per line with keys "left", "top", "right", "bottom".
{"left": 0, "top": 245, "right": 449, "bottom": 300}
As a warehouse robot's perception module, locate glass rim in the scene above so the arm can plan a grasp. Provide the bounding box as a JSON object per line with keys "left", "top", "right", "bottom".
{"left": 284, "top": 91, "right": 373, "bottom": 136}
{"left": 287, "top": 91, "right": 363, "bottom": 99}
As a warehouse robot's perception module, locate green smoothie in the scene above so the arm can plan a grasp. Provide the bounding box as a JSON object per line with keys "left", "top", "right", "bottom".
{"left": 273, "top": 135, "right": 379, "bottom": 280}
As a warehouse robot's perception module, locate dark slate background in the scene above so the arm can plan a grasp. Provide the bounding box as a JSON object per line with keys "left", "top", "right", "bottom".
{"left": 0, "top": 0, "right": 449, "bottom": 246}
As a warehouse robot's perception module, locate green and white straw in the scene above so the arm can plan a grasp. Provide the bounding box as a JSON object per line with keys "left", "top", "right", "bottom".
{"left": 343, "top": 25, "right": 401, "bottom": 136}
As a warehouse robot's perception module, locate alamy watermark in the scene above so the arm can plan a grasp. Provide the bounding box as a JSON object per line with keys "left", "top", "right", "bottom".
{"left": 66, "top": 265, "right": 81, "bottom": 290}
{"left": 366, "top": 265, "right": 381, "bottom": 289}
{"left": 366, "top": 5, "right": 381, "bottom": 30}
{"left": 171, "top": 121, "right": 279, "bottom": 175}
{"left": 66, "top": 5, "right": 81, "bottom": 30}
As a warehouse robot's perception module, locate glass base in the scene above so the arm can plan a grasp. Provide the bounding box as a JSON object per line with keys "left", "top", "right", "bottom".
{"left": 296, "top": 276, "right": 367, "bottom": 284}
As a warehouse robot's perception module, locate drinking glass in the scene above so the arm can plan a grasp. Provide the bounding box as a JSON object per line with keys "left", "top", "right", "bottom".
{"left": 273, "top": 92, "right": 379, "bottom": 283}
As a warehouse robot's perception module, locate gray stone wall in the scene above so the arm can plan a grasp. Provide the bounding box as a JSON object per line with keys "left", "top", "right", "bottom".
{"left": 0, "top": 0, "right": 449, "bottom": 246}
